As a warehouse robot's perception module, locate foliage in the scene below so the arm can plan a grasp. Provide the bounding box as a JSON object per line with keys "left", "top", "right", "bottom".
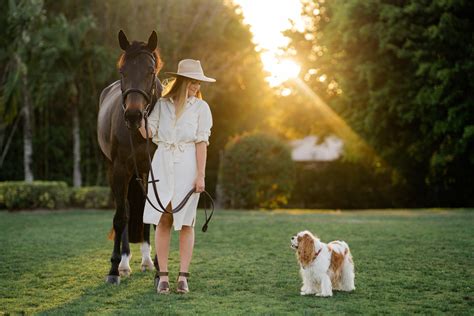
{"left": 0, "top": 209, "right": 472, "bottom": 314}
{"left": 0, "top": 181, "right": 69, "bottom": 210}
{"left": 70, "top": 186, "right": 113, "bottom": 209}
{"left": 288, "top": 161, "right": 408, "bottom": 209}
{"left": 219, "top": 132, "right": 295, "bottom": 209}
{"left": 0, "top": 0, "right": 45, "bottom": 125}
{"left": 0, "top": 0, "right": 272, "bottom": 196}
{"left": 285, "top": 0, "right": 474, "bottom": 206}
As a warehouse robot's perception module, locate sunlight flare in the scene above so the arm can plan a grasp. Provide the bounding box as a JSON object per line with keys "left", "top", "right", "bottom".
{"left": 234, "top": 0, "right": 304, "bottom": 86}
{"left": 262, "top": 53, "right": 301, "bottom": 86}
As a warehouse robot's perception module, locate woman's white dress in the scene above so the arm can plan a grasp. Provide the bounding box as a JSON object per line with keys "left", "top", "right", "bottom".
{"left": 142, "top": 96, "right": 212, "bottom": 230}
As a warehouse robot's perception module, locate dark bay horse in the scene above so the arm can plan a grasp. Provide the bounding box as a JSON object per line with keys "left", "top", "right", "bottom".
{"left": 97, "top": 30, "right": 163, "bottom": 284}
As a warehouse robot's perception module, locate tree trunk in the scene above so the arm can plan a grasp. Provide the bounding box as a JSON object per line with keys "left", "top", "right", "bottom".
{"left": 72, "top": 102, "right": 82, "bottom": 187}
{"left": 0, "top": 110, "right": 22, "bottom": 168}
{"left": 21, "top": 67, "right": 34, "bottom": 183}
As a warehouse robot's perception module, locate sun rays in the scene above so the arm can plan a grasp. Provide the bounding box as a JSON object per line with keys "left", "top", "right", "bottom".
{"left": 233, "top": 0, "right": 389, "bottom": 169}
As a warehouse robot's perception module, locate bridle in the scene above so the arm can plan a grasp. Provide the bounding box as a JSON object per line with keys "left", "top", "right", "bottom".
{"left": 120, "top": 50, "right": 158, "bottom": 117}
{"left": 120, "top": 49, "right": 214, "bottom": 232}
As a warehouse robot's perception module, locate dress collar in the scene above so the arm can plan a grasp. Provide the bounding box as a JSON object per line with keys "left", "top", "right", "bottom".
{"left": 168, "top": 96, "right": 197, "bottom": 106}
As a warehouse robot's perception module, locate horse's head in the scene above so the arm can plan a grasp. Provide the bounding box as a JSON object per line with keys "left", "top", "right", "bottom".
{"left": 117, "top": 30, "right": 162, "bottom": 129}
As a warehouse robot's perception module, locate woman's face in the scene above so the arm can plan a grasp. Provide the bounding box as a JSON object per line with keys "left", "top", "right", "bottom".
{"left": 187, "top": 80, "right": 201, "bottom": 97}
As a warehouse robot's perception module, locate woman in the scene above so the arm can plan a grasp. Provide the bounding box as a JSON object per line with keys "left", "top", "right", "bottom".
{"left": 139, "top": 59, "right": 214, "bottom": 294}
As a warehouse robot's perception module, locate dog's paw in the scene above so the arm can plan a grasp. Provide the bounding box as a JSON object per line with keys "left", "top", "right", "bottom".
{"left": 300, "top": 290, "right": 316, "bottom": 296}
{"left": 316, "top": 292, "right": 332, "bottom": 297}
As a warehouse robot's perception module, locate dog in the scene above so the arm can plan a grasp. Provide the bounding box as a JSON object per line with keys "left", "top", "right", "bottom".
{"left": 290, "top": 230, "right": 355, "bottom": 297}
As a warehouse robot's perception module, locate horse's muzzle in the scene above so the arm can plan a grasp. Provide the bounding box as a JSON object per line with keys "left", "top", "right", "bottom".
{"left": 124, "top": 109, "right": 143, "bottom": 129}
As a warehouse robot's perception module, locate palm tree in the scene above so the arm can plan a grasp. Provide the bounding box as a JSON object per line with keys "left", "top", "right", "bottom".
{"left": 0, "top": 0, "right": 44, "bottom": 181}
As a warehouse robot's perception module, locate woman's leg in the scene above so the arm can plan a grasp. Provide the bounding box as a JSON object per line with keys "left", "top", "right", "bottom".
{"left": 155, "top": 203, "right": 173, "bottom": 283}
{"left": 178, "top": 225, "right": 194, "bottom": 284}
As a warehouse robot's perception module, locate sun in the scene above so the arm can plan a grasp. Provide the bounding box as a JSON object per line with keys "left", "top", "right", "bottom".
{"left": 261, "top": 53, "right": 301, "bottom": 87}
{"left": 233, "top": 0, "right": 304, "bottom": 87}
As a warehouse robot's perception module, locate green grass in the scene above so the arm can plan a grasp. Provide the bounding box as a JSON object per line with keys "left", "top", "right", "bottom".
{"left": 0, "top": 209, "right": 473, "bottom": 315}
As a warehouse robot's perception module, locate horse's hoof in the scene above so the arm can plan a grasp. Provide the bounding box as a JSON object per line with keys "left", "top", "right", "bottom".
{"left": 141, "top": 264, "right": 154, "bottom": 272}
{"left": 119, "top": 269, "right": 131, "bottom": 277}
{"left": 141, "top": 259, "right": 154, "bottom": 272}
{"left": 105, "top": 275, "right": 120, "bottom": 285}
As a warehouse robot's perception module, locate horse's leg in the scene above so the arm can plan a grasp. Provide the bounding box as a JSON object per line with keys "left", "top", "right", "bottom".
{"left": 140, "top": 223, "right": 154, "bottom": 272}
{"left": 105, "top": 165, "right": 130, "bottom": 285}
{"left": 118, "top": 222, "right": 132, "bottom": 276}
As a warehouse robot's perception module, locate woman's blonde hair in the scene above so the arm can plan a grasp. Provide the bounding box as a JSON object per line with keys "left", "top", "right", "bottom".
{"left": 162, "top": 76, "right": 202, "bottom": 117}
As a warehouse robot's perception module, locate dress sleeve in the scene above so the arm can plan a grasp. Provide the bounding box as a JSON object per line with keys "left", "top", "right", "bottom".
{"left": 196, "top": 101, "right": 213, "bottom": 146}
{"left": 146, "top": 99, "right": 161, "bottom": 138}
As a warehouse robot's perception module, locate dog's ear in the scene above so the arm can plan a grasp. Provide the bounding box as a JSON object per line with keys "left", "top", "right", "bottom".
{"left": 297, "top": 234, "right": 316, "bottom": 268}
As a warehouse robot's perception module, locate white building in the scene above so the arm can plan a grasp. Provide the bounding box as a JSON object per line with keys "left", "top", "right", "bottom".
{"left": 290, "top": 135, "right": 343, "bottom": 162}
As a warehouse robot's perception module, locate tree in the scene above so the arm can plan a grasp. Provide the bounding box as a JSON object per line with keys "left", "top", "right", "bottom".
{"left": 32, "top": 14, "right": 110, "bottom": 187}
{"left": 286, "top": 0, "right": 474, "bottom": 206}
{"left": 0, "top": 0, "right": 45, "bottom": 182}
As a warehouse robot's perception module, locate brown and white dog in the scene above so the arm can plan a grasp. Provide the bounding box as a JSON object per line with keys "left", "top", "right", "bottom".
{"left": 290, "top": 230, "right": 355, "bottom": 297}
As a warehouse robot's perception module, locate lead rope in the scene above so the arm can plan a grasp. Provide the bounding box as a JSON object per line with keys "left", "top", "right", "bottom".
{"left": 128, "top": 111, "right": 214, "bottom": 232}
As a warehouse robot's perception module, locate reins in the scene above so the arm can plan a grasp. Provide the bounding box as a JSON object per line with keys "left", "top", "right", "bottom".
{"left": 122, "top": 50, "right": 214, "bottom": 232}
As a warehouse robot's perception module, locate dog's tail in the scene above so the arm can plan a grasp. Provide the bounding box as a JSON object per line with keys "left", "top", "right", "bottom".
{"left": 341, "top": 241, "right": 355, "bottom": 291}
{"left": 339, "top": 241, "right": 350, "bottom": 256}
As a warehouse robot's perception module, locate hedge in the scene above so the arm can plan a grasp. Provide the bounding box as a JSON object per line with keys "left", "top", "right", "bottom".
{"left": 287, "top": 160, "right": 403, "bottom": 209}
{"left": 70, "top": 186, "right": 113, "bottom": 209}
{"left": 0, "top": 181, "right": 70, "bottom": 210}
{"left": 0, "top": 182, "right": 113, "bottom": 210}
{"left": 218, "top": 132, "right": 295, "bottom": 209}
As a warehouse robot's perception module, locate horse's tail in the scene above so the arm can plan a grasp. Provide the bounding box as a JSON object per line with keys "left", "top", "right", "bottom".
{"left": 127, "top": 177, "right": 145, "bottom": 243}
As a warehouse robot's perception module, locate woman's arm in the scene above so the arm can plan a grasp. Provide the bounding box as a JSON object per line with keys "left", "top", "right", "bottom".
{"left": 138, "top": 101, "right": 160, "bottom": 139}
{"left": 194, "top": 142, "right": 207, "bottom": 192}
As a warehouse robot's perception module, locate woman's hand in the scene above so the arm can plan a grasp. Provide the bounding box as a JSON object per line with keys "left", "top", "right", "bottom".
{"left": 138, "top": 118, "right": 150, "bottom": 138}
{"left": 194, "top": 175, "right": 205, "bottom": 193}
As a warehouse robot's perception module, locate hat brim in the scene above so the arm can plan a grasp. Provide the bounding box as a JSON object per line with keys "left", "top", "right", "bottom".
{"left": 165, "top": 72, "right": 216, "bottom": 83}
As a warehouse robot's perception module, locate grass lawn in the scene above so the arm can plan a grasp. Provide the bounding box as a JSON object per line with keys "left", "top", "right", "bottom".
{"left": 0, "top": 209, "right": 473, "bottom": 315}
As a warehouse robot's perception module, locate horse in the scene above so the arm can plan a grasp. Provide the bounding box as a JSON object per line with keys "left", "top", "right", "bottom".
{"left": 97, "top": 30, "right": 163, "bottom": 284}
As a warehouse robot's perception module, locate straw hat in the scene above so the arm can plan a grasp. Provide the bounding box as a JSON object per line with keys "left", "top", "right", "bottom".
{"left": 166, "top": 59, "right": 216, "bottom": 82}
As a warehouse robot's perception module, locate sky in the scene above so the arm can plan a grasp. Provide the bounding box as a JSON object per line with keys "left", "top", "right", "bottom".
{"left": 233, "top": 0, "right": 304, "bottom": 86}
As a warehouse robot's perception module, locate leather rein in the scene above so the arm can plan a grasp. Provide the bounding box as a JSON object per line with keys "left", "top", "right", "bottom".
{"left": 121, "top": 50, "right": 214, "bottom": 232}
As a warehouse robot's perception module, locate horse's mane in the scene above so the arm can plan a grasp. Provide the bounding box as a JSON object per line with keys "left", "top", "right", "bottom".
{"left": 116, "top": 41, "right": 163, "bottom": 73}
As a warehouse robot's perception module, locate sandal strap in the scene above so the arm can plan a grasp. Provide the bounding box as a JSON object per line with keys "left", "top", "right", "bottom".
{"left": 156, "top": 271, "right": 169, "bottom": 276}
{"left": 178, "top": 272, "right": 190, "bottom": 278}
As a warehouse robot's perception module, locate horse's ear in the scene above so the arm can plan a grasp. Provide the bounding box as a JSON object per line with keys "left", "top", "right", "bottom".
{"left": 147, "top": 31, "right": 158, "bottom": 51}
{"left": 118, "top": 30, "right": 130, "bottom": 51}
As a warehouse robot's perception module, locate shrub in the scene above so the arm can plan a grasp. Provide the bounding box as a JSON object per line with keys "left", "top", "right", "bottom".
{"left": 0, "top": 181, "right": 70, "bottom": 210}
{"left": 218, "top": 132, "right": 295, "bottom": 209}
{"left": 288, "top": 160, "right": 402, "bottom": 209}
{"left": 70, "top": 186, "right": 113, "bottom": 209}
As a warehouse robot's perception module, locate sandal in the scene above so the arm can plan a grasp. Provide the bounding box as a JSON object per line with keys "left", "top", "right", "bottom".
{"left": 155, "top": 271, "right": 170, "bottom": 294}
{"left": 176, "top": 272, "right": 190, "bottom": 294}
